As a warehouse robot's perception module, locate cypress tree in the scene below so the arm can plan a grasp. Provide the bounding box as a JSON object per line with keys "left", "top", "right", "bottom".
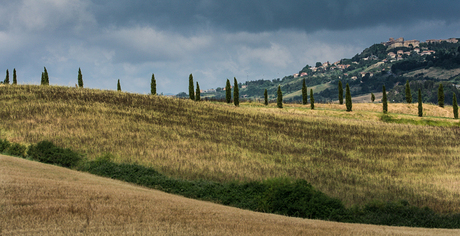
{"left": 371, "top": 93, "right": 375, "bottom": 102}
{"left": 117, "top": 79, "right": 121, "bottom": 91}
{"left": 418, "top": 89, "right": 423, "bottom": 117}
{"left": 41, "top": 72, "right": 45, "bottom": 85}
{"left": 195, "top": 82, "right": 200, "bottom": 101}
{"left": 189, "top": 74, "right": 195, "bottom": 100}
{"left": 78, "top": 68, "right": 83, "bottom": 88}
{"left": 225, "top": 79, "right": 231, "bottom": 103}
{"left": 264, "top": 89, "right": 268, "bottom": 106}
{"left": 453, "top": 92, "right": 458, "bottom": 119}
{"left": 382, "top": 85, "right": 388, "bottom": 113}
{"left": 277, "top": 85, "right": 283, "bottom": 108}
{"left": 302, "top": 79, "right": 308, "bottom": 105}
{"left": 151, "top": 73, "right": 156, "bottom": 95}
{"left": 405, "top": 80, "right": 412, "bottom": 103}
{"left": 345, "top": 83, "right": 352, "bottom": 112}
{"left": 12, "top": 68, "right": 17, "bottom": 85}
{"left": 310, "top": 89, "right": 314, "bottom": 109}
{"left": 338, "top": 80, "right": 343, "bottom": 104}
{"left": 438, "top": 83, "right": 444, "bottom": 107}
{"left": 44, "top": 67, "right": 49, "bottom": 85}
{"left": 233, "top": 77, "right": 239, "bottom": 106}
{"left": 4, "top": 69, "right": 9, "bottom": 84}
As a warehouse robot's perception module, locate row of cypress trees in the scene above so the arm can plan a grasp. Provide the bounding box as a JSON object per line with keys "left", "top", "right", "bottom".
{"left": 3, "top": 69, "right": 18, "bottom": 85}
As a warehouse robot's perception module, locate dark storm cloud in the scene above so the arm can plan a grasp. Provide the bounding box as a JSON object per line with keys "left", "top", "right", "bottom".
{"left": 90, "top": 0, "right": 460, "bottom": 33}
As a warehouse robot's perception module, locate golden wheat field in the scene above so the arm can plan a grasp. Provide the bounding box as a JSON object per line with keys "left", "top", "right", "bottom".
{"left": 2, "top": 155, "right": 460, "bottom": 235}
{"left": 1, "top": 85, "right": 460, "bottom": 215}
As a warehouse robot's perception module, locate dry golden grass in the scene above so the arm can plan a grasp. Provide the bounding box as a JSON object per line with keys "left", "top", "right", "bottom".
{"left": 2, "top": 155, "right": 460, "bottom": 236}
{"left": 1, "top": 85, "right": 460, "bottom": 214}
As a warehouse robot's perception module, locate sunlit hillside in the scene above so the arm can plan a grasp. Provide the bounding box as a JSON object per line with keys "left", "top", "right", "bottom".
{"left": 1, "top": 85, "right": 460, "bottom": 214}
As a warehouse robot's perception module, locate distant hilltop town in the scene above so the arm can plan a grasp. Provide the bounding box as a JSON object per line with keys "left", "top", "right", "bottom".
{"left": 384, "top": 37, "right": 459, "bottom": 49}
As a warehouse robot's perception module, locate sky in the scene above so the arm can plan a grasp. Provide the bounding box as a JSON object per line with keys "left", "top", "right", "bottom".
{"left": 1, "top": 0, "right": 460, "bottom": 95}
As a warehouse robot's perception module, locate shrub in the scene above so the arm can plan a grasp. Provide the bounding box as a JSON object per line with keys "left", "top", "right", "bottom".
{"left": 5, "top": 143, "right": 27, "bottom": 158}
{"left": 27, "top": 140, "right": 82, "bottom": 168}
{"left": 0, "top": 139, "right": 11, "bottom": 153}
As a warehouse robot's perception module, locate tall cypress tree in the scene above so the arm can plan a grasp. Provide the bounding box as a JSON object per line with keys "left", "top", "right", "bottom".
{"left": 117, "top": 79, "right": 121, "bottom": 91}
{"left": 302, "top": 79, "right": 308, "bottom": 105}
{"left": 195, "top": 82, "right": 200, "bottom": 101}
{"left": 225, "top": 79, "right": 231, "bottom": 103}
{"left": 277, "top": 85, "right": 283, "bottom": 108}
{"left": 264, "top": 89, "right": 268, "bottom": 106}
{"left": 12, "top": 68, "right": 17, "bottom": 85}
{"left": 338, "top": 80, "right": 343, "bottom": 105}
{"left": 382, "top": 85, "right": 388, "bottom": 113}
{"left": 405, "top": 80, "right": 412, "bottom": 103}
{"left": 44, "top": 67, "right": 49, "bottom": 85}
{"left": 233, "top": 77, "right": 239, "bottom": 106}
{"left": 41, "top": 72, "right": 45, "bottom": 85}
{"left": 418, "top": 89, "right": 423, "bottom": 117}
{"left": 371, "top": 93, "right": 375, "bottom": 102}
{"left": 438, "top": 83, "right": 444, "bottom": 107}
{"left": 189, "top": 74, "right": 195, "bottom": 100}
{"left": 4, "top": 69, "right": 9, "bottom": 84}
{"left": 151, "top": 73, "right": 156, "bottom": 95}
{"left": 345, "top": 83, "right": 352, "bottom": 112}
{"left": 78, "top": 68, "right": 83, "bottom": 88}
{"left": 453, "top": 92, "right": 458, "bottom": 119}
{"left": 310, "top": 89, "right": 314, "bottom": 109}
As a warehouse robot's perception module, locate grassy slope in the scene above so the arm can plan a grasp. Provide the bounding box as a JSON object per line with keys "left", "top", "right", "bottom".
{"left": 1, "top": 85, "right": 460, "bottom": 214}
{"left": 3, "top": 155, "right": 460, "bottom": 235}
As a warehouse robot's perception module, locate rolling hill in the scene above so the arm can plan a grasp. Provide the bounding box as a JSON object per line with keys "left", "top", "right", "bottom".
{"left": 198, "top": 37, "right": 460, "bottom": 105}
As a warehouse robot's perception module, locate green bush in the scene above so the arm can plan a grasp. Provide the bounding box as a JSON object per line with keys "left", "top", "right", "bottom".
{"left": 27, "top": 140, "right": 82, "bottom": 168}
{"left": 5, "top": 143, "right": 27, "bottom": 158}
{"left": 0, "top": 139, "right": 11, "bottom": 153}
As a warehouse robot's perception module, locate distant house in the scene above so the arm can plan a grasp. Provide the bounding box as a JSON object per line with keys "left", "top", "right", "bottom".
{"left": 387, "top": 52, "right": 396, "bottom": 58}
{"left": 300, "top": 72, "right": 308, "bottom": 77}
{"left": 241, "top": 85, "right": 247, "bottom": 89}
{"left": 293, "top": 73, "right": 299, "bottom": 78}
{"left": 337, "top": 64, "right": 350, "bottom": 70}
{"left": 413, "top": 48, "right": 420, "bottom": 53}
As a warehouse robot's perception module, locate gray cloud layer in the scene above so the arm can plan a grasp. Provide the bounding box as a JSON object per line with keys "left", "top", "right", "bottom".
{"left": 0, "top": 0, "right": 459, "bottom": 94}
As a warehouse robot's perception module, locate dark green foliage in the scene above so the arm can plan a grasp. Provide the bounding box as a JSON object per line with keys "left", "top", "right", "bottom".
{"left": 78, "top": 68, "right": 83, "bottom": 88}
{"left": 453, "top": 93, "right": 458, "bottom": 119}
{"left": 151, "top": 73, "right": 156, "bottom": 95}
{"left": 5, "top": 143, "right": 27, "bottom": 158}
{"left": 277, "top": 85, "right": 283, "bottom": 108}
{"left": 302, "top": 79, "right": 308, "bottom": 105}
{"left": 225, "top": 79, "right": 231, "bottom": 103}
{"left": 43, "top": 67, "right": 49, "bottom": 85}
{"left": 117, "top": 79, "right": 121, "bottom": 91}
{"left": 80, "top": 157, "right": 460, "bottom": 228}
{"left": 338, "top": 80, "right": 343, "bottom": 104}
{"left": 382, "top": 85, "right": 388, "bottom": 113}
{"left": 405, "top": 80, "right": 412, "bottom": 103}
{"left": 438, "top": 83, "right": 444, "bottom": 107}
{"left": 27, "top": 140, "right": 82, "bottom": 168}
{"left": 371, "top": 93, "right": 375, "bottom": 102}
{"left": 264, "top": 89, "right": 268, "bottom": 105}
{"left": 310, "top": 89, "right": 314, "bottom": 110}
{"left": 4, "top": 69, "right": 9, "bottom": 84}
{"left": 418, "top": 89, "right": 423, "bottom": 117}
{"left": 195, "top": 82, "right": 200, "bottom": 101}
{"left": 387, "top": 80, "right": 459, "bottom": 106}
{"left": 0, "top": 139, "right": 11, "bottom": 153}
{"left": 189, "top": 74, "right": 195, "bottom": 100}
{"left": 12, "top": 68, "right": 17, "bottom": 85}
{"left": 345, "top": 83, "right": 352, "bottom": 112}
{"left": 40, "top": 67, "right": 50, "bottom": 85}
{"left": 234, "top": 77, "right": 239, "bottom": 106}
